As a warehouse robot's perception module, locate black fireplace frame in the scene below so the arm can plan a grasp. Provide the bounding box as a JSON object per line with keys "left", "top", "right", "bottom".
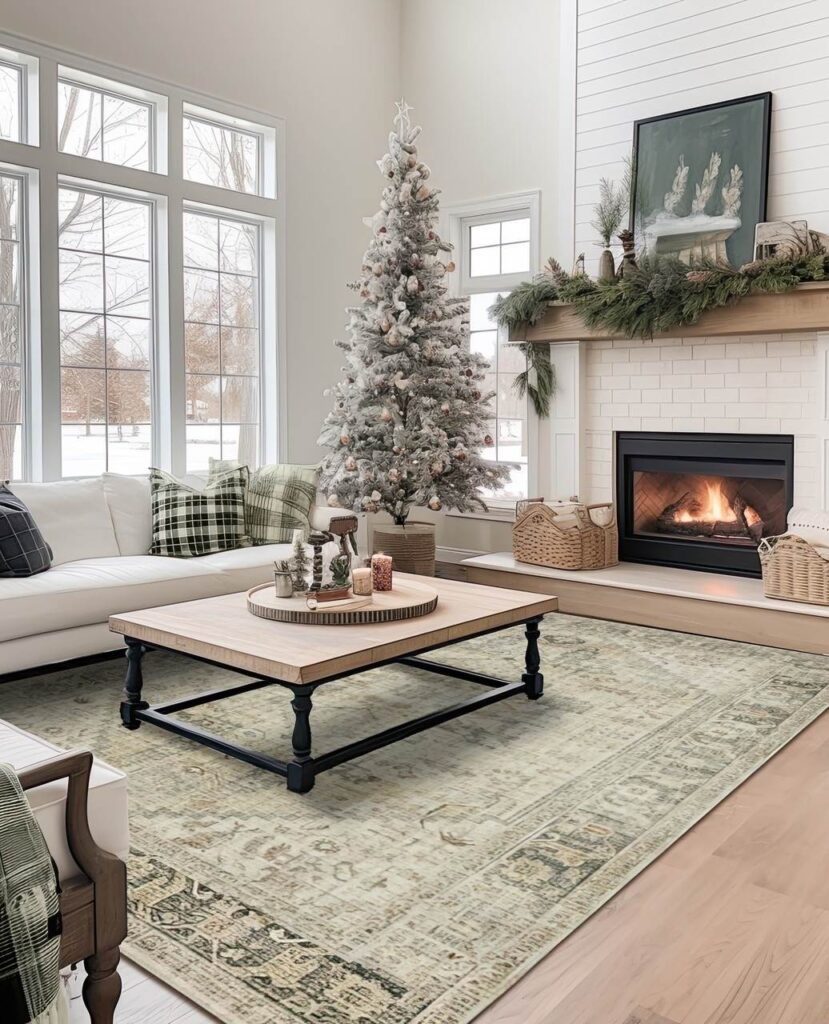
{"left": 615, "top": 432, "right": 794, "bottom": 577}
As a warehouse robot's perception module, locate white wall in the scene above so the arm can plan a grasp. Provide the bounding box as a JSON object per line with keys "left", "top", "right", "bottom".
{"left": 1, "top": 0, "right": 402, "bottom": 464}
{"left": 400, "top": 0, "right": 567, "bottom": 554}
{"left": 575, "top": 0, "right": 829, "bottom": 268}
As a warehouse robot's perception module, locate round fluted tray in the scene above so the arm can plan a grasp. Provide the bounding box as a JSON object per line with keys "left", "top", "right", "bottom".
{"left": 246, "top": 579, "right": 439, "bottom": 625}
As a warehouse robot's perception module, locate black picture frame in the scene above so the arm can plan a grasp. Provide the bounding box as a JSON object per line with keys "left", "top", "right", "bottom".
{"left": 630, "top": 92, "right": 772, "bottom": 268}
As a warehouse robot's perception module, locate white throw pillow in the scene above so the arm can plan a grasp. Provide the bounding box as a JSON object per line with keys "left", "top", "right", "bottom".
{"left": 11, "top": 478, "right": 120, "bottom": 566}
{"left": 103, "top": 472, "right": 153, "bottom": 555}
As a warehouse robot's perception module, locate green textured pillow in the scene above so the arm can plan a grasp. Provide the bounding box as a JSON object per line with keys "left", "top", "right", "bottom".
{"left": 208, "top": 459, "right": 319, "bottom": 545}
{"left": 150, "top": 467, "right": 249, "bottom": 557}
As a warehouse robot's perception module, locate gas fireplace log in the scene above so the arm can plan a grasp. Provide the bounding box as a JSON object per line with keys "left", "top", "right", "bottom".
{"left": 655, "top": 492, "right": 697, "bottom": 532}
{"left": 653, "top": 489, "right": 766, "bottom": 541}
{"left": 655, "top": 520, "right": 713, "bottom": 537}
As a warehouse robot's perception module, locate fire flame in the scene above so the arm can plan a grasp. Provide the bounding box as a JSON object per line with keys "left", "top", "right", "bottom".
{"left": 676, "top": 481, "right": 734, "bottom": 523}
{"left": 675, "top": 480, "right": 761, "bottom": 526}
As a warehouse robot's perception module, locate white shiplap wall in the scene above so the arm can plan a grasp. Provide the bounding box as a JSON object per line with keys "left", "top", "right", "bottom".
{"left": 575, "top": 0, "right": 829, "bottom": 267}
{"left": 572, "top": 0, "right": 829, "bottom": 509}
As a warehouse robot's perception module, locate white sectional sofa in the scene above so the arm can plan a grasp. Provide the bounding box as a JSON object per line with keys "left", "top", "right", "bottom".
{"left": 1, "top": 473, "right": 365, "bottom": 676}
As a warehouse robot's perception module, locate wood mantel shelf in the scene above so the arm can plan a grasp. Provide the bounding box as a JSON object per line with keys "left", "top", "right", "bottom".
{"left": 512, "top": 281, "right": 829, "bottom": 344}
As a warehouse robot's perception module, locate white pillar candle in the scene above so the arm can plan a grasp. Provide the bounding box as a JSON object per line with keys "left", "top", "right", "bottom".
{"left": 352, "top": 566, "right": 372, "bottom": 596}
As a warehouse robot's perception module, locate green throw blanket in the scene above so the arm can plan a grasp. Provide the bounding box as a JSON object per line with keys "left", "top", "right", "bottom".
{"left": 0, "top": 763, "right": 67, "bottom": 1024}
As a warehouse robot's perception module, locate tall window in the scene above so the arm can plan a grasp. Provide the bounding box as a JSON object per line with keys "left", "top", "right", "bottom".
{"left": 453, "top": 201, "right": 538, "bottom": 504}
{"left": 183, "top": 209, "right": 260, "bottom": 470}
{"left": 0, "top": 35, "right": 283, "bottom": 480}
{"left": 58, "top": 185, "right": 153, "bottom": 476}
{"left": 469, "top": 291, "right": 529, "bottom": 501}
{"left": 0, "top": 172, "right": 23, "bottom": 479}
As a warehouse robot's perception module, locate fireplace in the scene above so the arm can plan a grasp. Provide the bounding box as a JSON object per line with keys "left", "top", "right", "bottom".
{"left": 615, "top": 432, "right": 794, "bottom": 577}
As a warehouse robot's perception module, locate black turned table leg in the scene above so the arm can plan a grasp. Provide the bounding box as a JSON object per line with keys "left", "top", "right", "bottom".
{"left": 287, "top": 686, "right": 316, "bottom": 793}
{"left": 522, "top": 616, "right": 544, "bottom": 700}
{"left": 120, "top": 638, "right": 149, "bottom": 730}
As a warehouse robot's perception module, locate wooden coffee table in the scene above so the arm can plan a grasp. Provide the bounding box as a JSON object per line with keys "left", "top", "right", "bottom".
{"left": 109, "top": 575, "right": 558, "bottom": 793}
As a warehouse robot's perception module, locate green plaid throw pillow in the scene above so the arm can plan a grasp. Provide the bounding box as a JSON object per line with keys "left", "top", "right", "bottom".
{"left": 150, "top": 467, "right": 249, "bottom": 557}
{"left": 208, "top": 459, "right": 319, "bottom": 544}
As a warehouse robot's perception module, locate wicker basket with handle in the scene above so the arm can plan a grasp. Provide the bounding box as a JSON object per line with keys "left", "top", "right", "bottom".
{"left": 758, "top": 533, "right": 829, "bottom": 606}
{"left": 513, "top": 498, "right": 618, "bottom": 570}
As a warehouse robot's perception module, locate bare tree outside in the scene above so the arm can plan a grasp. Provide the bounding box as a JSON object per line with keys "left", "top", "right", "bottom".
{"left": 183, "top": 116, "right": 258, "bottom": 194}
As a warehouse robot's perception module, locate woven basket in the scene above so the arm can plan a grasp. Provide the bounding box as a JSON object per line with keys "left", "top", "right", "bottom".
{"left": 513, "top": 499, "right": 618, "bottom": 570}
{"left": 758, "top": 533, "right": 829, "bottom": 606}
{"left": 372, "top": 521, "right": 436, "bottom": 576}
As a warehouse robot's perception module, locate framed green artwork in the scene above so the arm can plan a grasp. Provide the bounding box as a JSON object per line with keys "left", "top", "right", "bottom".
{"left": 631, "top": 93, "right": 772, "bottom": 268}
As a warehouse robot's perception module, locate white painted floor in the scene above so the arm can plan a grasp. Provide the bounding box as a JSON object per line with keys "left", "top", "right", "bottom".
{"left": 69, "top": 958, "right": 219, "bottom": 1024}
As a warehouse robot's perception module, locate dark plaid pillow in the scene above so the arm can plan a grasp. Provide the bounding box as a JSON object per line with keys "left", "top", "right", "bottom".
{"left": 0, "top": 484, "right": 53, "bottom": 577}
{"left": 149, "top": 467, "right": 248, "bottom": 558}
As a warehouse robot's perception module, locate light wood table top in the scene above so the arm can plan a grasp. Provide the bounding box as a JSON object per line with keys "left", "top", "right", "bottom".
{"left": 109, "top": 574, "right": 558, "bottom": 684}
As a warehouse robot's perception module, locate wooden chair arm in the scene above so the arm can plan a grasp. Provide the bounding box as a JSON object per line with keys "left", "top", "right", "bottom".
{"left": 18, "top": 749, "right": 127, "bottom": 952}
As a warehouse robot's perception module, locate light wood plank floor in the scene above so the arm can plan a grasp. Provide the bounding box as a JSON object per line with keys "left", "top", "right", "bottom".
{"left": 69, "top": 707, "right": 829, "bottom": 1024}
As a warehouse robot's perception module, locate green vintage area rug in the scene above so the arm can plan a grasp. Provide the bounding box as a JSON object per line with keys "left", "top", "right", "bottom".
{"left": 2, "top": 615, "right": 827, "bottom": 1024}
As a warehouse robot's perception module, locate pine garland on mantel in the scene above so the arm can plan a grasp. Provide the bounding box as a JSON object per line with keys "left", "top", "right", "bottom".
{"left": 492, "top": 251, "right": 829, "bottom": 345}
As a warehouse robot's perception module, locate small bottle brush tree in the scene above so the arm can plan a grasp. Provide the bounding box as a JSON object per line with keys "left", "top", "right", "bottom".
{"left": 317, "top": 101, "right": 510, "bottom": 526}
{"left": 290, "top": 535, "right": 310, "bottom": 593}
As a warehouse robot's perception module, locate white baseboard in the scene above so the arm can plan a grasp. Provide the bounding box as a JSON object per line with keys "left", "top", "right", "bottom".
{"left": 436, "top": 545, "right": 486, "bottom": 564}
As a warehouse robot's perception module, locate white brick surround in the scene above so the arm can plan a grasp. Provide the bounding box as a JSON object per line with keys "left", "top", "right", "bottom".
{"left": 567, "top": 332, "right": 829, "bottom": 510}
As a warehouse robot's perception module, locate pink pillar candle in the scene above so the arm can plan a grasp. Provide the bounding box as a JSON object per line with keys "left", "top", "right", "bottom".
{"left": 371, "top": 553, "right": 393, "bottom": 591}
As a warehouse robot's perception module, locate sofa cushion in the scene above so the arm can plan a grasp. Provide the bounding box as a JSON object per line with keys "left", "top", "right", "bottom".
{"left": 0, "top": 719, "right": 129, "bottom": 882}
{"left": 11, "top": 478, "right": 120, "bottom": 566}
{"left": 150, "top": 467, "right": 249, "bottom": 557}
{"left": 209, "top": 459, "right": 319, "bottom": 544}
{"left": 0, "top": 484, "right": 53, "bottom": 577}
{"left": 103, "top": 472, "right": 152, "bottom": 555}
{"left": 198, "top": 542, "right": 296, "bottom": 591}
{"left": 0, "top": 555, "right": 229, "bottom": 643}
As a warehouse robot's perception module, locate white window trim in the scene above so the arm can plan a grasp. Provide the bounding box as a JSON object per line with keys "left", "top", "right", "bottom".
{"left": 0, "top": 161, "right": 38, "bottom": 480}
{"left": 442, "top": 190, "right": 541, "bottom": 517}
{"left": 0, "top": 46, "right": 39, "bottom": 147}
{"left": 0, "top": 30, "right": 287, "bottom": 480}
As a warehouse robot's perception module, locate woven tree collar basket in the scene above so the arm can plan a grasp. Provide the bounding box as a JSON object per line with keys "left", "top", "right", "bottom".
{"left": 513, "top": 498, "right": 619, "bottom": 570}
{"left": 759, "top": 534, "right": 829, "bottom": 606}
{"left": 372, "top": 521, "right": 436, "bottom": 576}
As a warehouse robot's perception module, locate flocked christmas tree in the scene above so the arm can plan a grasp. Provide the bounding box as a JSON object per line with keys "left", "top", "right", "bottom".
{"left": 318, "top": 102, "right": 510, "bottom": 524}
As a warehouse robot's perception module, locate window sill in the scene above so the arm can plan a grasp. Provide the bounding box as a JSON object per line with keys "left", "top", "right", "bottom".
{"left": 445, "top": 508, "right": 516, "bottom": 524}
